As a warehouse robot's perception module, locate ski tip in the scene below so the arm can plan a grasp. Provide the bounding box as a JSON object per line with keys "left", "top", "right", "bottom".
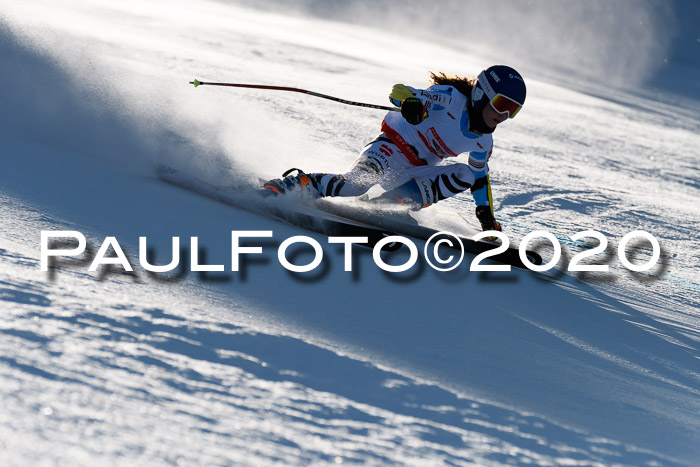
{"left": 191, "top": 79, "right": 201, "bottom": 88}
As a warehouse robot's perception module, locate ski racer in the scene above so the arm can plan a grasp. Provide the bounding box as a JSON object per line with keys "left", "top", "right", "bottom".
{"left": 263, "top": 65, "right": 527, "bottom": 232}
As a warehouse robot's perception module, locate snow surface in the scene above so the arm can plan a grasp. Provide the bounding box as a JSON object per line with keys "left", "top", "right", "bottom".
{"left": 1, "top": 0, "right": 699, "bottom": 465}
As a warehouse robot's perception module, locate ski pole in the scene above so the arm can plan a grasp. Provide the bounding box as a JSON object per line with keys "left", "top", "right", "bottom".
{"left": 190, "top": 79, "right": 399, "bottom": 112}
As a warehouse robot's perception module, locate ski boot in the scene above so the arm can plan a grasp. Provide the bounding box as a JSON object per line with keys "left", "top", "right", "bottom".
{"left": 261, "top": 168, "right": 322, "bottom": 200}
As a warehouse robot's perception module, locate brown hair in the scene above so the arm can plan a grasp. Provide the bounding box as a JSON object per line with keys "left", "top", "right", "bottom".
{"left": 429, "top": 72, "right": 477, "bottom": 99}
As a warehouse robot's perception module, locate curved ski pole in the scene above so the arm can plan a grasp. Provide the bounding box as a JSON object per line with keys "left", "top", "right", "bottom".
{"left": 190, "top": 79, "right": 399, "bottom": 112}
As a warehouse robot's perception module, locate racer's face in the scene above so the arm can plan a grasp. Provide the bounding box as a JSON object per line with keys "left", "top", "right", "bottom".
{"left": 482, "top": 104, "right": 509, "bottom": 129}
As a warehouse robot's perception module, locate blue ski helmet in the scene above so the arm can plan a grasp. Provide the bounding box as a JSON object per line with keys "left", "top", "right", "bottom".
{"left": 471, "top": 65, "right": 526, "bottom": 118}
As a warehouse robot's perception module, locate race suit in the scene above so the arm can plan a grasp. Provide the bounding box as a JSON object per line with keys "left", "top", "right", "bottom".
{"left": 312, "top": 84, "right": 493, "bottom": 209}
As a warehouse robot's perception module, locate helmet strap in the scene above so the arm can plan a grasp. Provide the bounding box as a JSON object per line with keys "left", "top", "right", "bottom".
{"left": 477, "top": 71, "right": 497, "bottom": 100}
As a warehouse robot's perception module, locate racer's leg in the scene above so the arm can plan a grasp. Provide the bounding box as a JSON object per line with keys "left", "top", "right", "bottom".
{"left": 311, "top": 137, "right": 414, "bottom": 197}
{"left": 373, "top": 163, "right": 475, "bottom": 208}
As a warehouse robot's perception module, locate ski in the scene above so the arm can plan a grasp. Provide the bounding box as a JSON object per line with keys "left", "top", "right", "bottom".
{"left": 313, "top": 199, "right": 543, "bottom": 268}
{"left": 157, "top": 166, "right": 403, "bottom": 251}
{"left": 156, "top": 166, "right": 542, "bottom": 269}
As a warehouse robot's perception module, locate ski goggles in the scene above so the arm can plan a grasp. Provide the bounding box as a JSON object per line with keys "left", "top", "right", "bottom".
{"left": 489, "top": 94, "right": 523, "bottom": 119}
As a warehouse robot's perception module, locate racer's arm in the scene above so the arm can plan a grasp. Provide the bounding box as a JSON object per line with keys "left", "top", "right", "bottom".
{"left": 468, "top": 149, "right": 502, "bottom": 231}
{"left": 389, "top": 84, "right": 419, "bottom": 107}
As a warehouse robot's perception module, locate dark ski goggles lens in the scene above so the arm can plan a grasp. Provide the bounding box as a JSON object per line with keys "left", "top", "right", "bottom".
{"left": 490, "top": 94, "right": 522, "bottom": 118}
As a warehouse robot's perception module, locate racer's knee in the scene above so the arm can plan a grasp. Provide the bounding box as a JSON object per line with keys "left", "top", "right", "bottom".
{"left": 433, "top": 164, "right": 474, "bottom": 201}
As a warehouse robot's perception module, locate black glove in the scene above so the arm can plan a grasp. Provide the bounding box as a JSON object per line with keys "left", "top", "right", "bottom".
{"left": 475, "top": 205, "right": 502, "bottom": 232}
{"left": 400, "top": 97, "right": 427, "bottom": 125}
